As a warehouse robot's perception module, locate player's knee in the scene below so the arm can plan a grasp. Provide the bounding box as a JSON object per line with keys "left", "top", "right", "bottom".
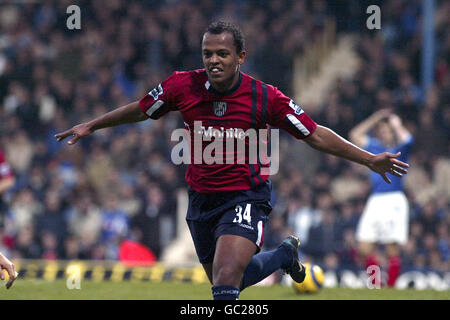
{"left": 213, "top": 264, "right": 244, "bottom": 286}
{"left": 386, "top": 243, "right": 399, "bottom": 257}
{"left": 358, "top": 242, "right": 374, "bottom": 257}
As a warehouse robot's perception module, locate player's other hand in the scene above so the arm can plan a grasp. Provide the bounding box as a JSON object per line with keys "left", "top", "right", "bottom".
{"left": 54, "top": 123, "right": 93, "bottom": 145}
{"left": 0, "top": 252, "right": 18, "bottom": 289}
{"left": 374, "top": 108, "right": 392, "bottom": 119}
{"left": 367, "top": 152, "right": 409, "bottom": 184}
{"left": 388, "top": 114, "right": 402, "bottom": 127}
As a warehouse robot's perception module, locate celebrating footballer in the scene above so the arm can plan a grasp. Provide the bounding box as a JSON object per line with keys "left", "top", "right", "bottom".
{"left": 56, "top": 21, "right": 409, "bottom": 300}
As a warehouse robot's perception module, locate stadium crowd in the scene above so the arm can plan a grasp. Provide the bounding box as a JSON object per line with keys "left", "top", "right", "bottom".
{"left": 0, "top": 0, "right": 448, "bottom": 276}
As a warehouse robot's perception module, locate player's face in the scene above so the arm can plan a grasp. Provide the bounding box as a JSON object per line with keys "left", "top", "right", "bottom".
{"left": 202, "top": 32, "right": 246, "bottom": 92}
{"left": 376, "top": 122, "right": 395, "bottom": 146}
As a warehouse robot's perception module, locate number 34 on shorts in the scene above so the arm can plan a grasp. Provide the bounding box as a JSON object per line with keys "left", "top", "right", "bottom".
{"left": 230, "top": 202, "right": 269, "bottom": 248}
{"left": 233, "top": 204, "right": 252, "bottom": 224}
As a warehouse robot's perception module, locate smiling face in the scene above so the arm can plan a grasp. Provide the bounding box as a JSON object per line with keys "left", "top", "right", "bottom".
{"left": 202, "top": 31, "right": 246, "bottom": 92}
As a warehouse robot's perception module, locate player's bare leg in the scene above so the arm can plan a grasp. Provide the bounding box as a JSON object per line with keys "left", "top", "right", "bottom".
{"left": 386, "top": 242, "right": 400, "bottom": 258}
{"left": 209, "top": 234, "right": 257, "bottom": 299}
{"left": 210, "top": 234, "right": 305, "bottom": 299}
{"left": 359, "top": 241, "right": 381, "bottom": 286}
{"left": 359, "top": 241, "right": 378, "bottom": 266}
{"left": 213, "top": 234, "right": 257, "bottom": 287}
{"left": 359, "top": 241, "right": 375, "bottom": 257}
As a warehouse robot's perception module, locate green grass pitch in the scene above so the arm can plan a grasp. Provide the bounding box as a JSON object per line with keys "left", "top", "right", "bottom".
{"left": 0, "top": 280, "right": 448, "bottom": 300}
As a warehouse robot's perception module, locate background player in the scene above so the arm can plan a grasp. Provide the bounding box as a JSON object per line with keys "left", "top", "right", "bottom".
{"left": 350, "top": 109, "right": 414, "bottom": 287}
{"left": 0, "top": 147, "right": 17, "bottom": 290}
{"left": 0, "top": 148, "right": 15, "bottom": 228}
{"left": 55, "top": 22, "right": 409, "bottom": 299}
{"left": 0, "top": 251, "right": 17, "bottom": 289}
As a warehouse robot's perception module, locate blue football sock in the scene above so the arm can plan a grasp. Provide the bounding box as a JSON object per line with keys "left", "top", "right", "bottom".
{"left": 240, "top": 245, "right": 293, "bottom": 290}
{"left": 212, "top": 285, "right": 240, "bottom": 300}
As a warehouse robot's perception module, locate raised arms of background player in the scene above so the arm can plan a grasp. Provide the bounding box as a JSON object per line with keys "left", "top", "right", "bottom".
{"left": 349, "top": 109, "right": 411, "bottom": 147}
{"left": 387, "top": 114, "right": 413, "bottom": 144}
{"left": 55, "top": 101, "right": 409, "bottom": 184}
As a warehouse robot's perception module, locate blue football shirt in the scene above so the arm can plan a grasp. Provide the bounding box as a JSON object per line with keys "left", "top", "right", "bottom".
{"left": 365, "top": 135, "right": 413, "bottom": 194}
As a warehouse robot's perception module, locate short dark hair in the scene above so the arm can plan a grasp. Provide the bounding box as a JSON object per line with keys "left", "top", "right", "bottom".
{"left": 205, "top": 21, "right": 245, "bottom": 53}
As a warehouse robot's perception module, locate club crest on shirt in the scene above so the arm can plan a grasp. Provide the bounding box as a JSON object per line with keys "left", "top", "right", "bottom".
{"left": 213, "top": 101, "right": 227, "bottom": 117}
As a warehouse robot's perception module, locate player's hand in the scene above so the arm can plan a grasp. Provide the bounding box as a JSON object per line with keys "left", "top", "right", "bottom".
{"left": 0, "top": 252, "right": 18, "bottom": 289}
{"left": 367, "top": 152, "right": 409, "bottom": 184}
{"left": 54, "top": 123, "right": 93, "bottom": 145}
{"left": 388, "top": 114, "right": 402, "bottom": 127}
{"left": 374, "top": 108, "right": 392, "bottom": 120}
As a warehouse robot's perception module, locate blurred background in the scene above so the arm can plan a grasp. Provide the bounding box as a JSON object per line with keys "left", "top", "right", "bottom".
{"left": 0, "top": 0, "right": 448, "bottom": 288}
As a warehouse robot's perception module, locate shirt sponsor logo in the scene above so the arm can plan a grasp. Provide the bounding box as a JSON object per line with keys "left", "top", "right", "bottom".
{"left": 197, "top": 125, "right": 246, "bottom": 140}
{"left": 170, "top": 121, "right": 280, "bottom": 175}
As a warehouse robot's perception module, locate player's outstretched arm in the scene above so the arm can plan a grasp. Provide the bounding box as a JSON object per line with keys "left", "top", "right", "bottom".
{"left": 55, "top": 100, "right": 146, "bottom": 145}
{"left": 0, "top": 251, "right": 18, "bottom": 289}
{"left": 304, "top": 125, "right": 409, "bottom": 184}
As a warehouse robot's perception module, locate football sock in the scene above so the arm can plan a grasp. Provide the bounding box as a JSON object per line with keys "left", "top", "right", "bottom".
{"left": 387, "top": 256, "right": 401, "bottom": 287}
{"left": 212, "top": 285, "right": 240, "bottom": 300}
{"left": 240, "top": 245, "right": 293, "bottom": 290}
{"left": 365, "top": 254, "right": 379, "bottom": 269}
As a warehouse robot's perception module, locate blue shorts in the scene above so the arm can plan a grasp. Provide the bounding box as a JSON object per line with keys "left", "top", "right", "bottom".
{"left": 186, "top": 180, "right": 273, "bottom": 264}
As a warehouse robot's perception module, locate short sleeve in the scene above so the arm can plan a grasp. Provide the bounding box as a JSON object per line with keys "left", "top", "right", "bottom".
{"left": 0, "top": 152, "right": 13, "bottom": 179}
{"left": 267, "top": 87, "right": 317, "bottom": 139}
{"left": 365, "top": 137, "right": 380, "bottom": 152}
{"left": 396, "top": 135, "right": 414, "bottom": 155}
{"left": 138, "top": 72, "right": 180, "bottom": 120}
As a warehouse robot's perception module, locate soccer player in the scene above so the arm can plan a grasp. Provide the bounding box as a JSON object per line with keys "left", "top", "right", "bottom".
{"left": 0, "top": 251, "right": 17, "bottom": 289}
{"left": 0, "top": 150, "right": 16, "bottom": 289}
{"left": 350, "top": 109, "right": 413, "bottom": 287}
{"left": 0, "top": 148, "right": 15, "bottom": 227}
{"left": 55, "top": 22, "right": 409, "bottom": 299}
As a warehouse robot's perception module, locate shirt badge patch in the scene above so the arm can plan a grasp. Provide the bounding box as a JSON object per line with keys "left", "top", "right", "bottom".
{"left": 289, "top": 99, "right": 304, "bottom": 115}
{"left": 213, "top": 101, "right": 227, "bottom": 117}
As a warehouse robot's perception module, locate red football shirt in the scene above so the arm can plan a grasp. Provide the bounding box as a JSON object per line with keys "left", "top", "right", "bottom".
{"left": 139, "top": 69, "right": 317, "bottom": 193}
{"left": 0, "top": 150, "right": 13, "bottom": 180}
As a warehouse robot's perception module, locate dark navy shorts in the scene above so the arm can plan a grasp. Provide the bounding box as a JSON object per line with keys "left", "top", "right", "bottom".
{"left": 186, "top": 180, "right": 273, "bottom": 264}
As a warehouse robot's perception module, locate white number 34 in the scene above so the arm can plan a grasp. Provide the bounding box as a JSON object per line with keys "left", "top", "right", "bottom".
{"left": 233, "top": 204, "right": 251, "bottom": 224}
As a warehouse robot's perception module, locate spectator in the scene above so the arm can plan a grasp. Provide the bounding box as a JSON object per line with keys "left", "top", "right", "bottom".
{"left": 100, "top": 194, "right": 129, "bottom": 259}
{"left": 66, "top": 193, "right": 102, "bottom": 254}
{"left": 131, "top": 184, "right": 173, "bottom": 258}
{"left": 0, "top": 147, "right": 15, "bottom": 227}
{"left": 35, "top": 190, "right": 67, "bottom": 241}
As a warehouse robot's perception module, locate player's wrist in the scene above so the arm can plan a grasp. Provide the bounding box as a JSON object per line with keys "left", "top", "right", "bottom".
{"left": 85, "top": 120, "right": 98, "bottom": 132}
{"left": 363, "top": 152, "right": 376, "bottom": 168}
